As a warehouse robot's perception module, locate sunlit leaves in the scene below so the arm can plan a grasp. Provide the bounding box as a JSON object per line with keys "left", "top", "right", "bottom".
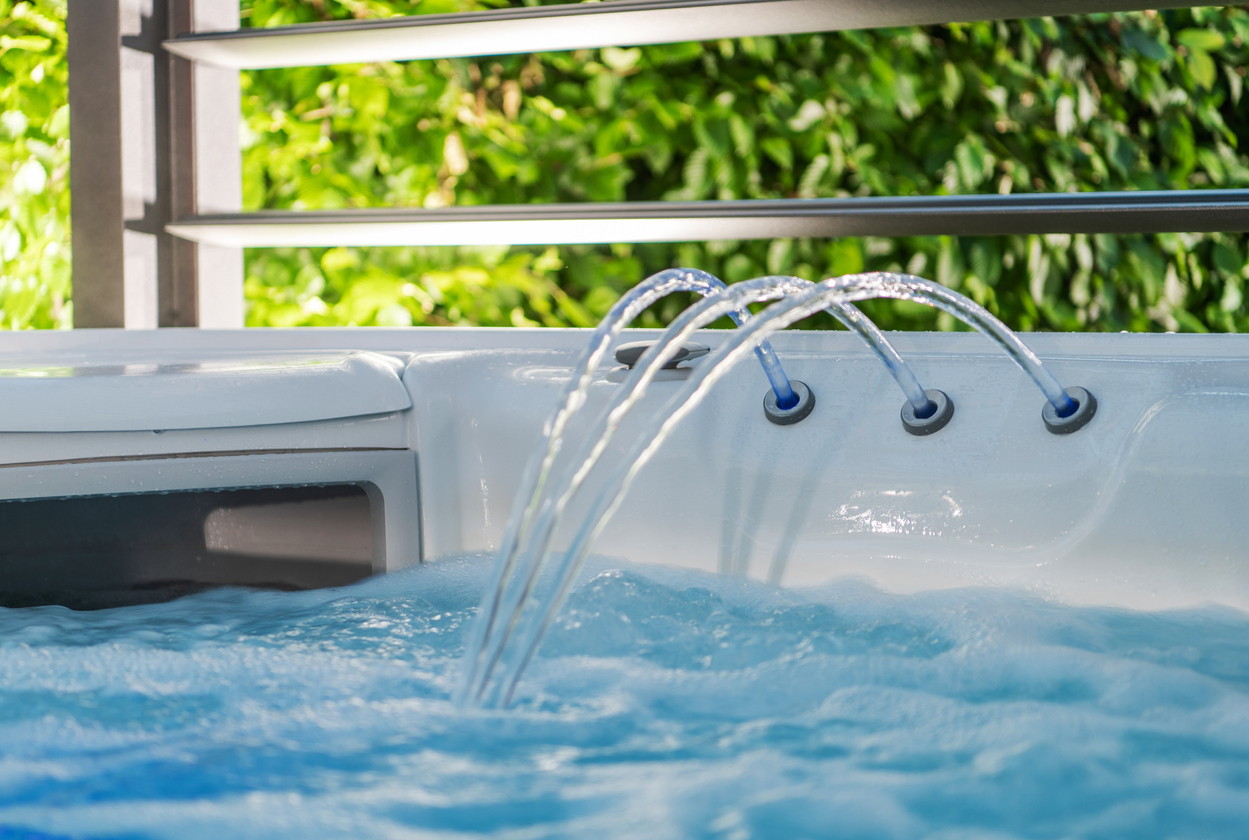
{"left": 235, "top": 3, "right": 1249, "bottom": 334}
{"left": 1177, "top": 27, "right": 1224, "bottom": 90}
{"left": 0, "top": 0, "right": 70, "bottom": 329}
{"left": 6, "top": 1, "right": 1249, "bottom": 334}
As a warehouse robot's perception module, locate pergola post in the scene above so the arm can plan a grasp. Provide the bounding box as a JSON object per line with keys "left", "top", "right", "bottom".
{"left": 176, "top": 0, "right": 244, "bottom": 329}
{"left": 68, "top": 0, "right": 242, "bottom": 329}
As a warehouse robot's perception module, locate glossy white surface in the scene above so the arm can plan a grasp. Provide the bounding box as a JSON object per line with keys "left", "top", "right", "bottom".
{"left": 401, "top": 329, "right": 1249, "bottom": 612}
{"left": 0, "top": 350, "right": 410, "bottom": 432}
{"left": 0, "top": 327, "right": 1246, "bottom": 609}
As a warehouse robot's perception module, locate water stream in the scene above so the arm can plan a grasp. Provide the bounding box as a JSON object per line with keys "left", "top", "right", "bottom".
{"left": 459, "top": 269, "right": 933, "bottom": 700}
{"left": 465, "top": 272, "right": 1087, "bottom": 707}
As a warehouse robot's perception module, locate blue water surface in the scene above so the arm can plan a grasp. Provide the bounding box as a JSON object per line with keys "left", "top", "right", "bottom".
{"left": 1, "top": 557, "right": 1247, "bottom": 839}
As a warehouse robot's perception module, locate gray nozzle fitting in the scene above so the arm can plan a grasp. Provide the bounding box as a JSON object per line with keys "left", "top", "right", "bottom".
{"left": 901, "top": 389, "right": 954, "bottom": 436}
{"left": 764, "top": 380, "right": 815, "bottom": 426}
{"left": 1043, "top": 386, "right": 1097, "bottom": 434}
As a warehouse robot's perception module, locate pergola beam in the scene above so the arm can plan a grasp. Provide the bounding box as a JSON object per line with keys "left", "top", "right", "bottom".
{"left": 168, "top": 191, "right": 1249, "bottom": 248}
{"left": 165, "top": 0, "right": 1197, "bottom": 70}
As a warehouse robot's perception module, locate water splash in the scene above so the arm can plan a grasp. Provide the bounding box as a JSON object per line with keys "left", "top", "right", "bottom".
{"left": 460, "top": 268, "right": 786, "bottom": 698}
{"left": 465, "top": 272, "right": 1084, "bottom": 707}
{"left": 459, "top": 269, "right": 930, "bottom": 699}
{"left": 462, "top": 277, "right": 800, "bottom": 705}
{"left": 462, "top": 275, "right": 932, "bottom": 705}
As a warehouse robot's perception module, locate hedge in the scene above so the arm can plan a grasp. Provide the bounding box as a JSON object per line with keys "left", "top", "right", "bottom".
{"left": 3, "top": 1, "right": 1247, "bottom": 333}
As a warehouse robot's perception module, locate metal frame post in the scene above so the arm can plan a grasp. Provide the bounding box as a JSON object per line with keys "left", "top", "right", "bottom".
{"left": 68, "top": 0, "right": 242, "bottom": 329}
{"left": 179, "top": 0, "right": 244, "bottom": 328}
{"left": 67, "top": 0, "right": 126, "bottom": 328}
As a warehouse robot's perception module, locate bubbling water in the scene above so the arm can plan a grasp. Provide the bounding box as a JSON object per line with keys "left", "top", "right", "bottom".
{"left": 2, "top": 558, "right": 1247, "bottom": 839}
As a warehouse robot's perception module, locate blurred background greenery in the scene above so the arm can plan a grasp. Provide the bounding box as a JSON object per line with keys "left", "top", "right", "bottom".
{"left": 2, "top": 0, "right": 1247, "bottom": 332}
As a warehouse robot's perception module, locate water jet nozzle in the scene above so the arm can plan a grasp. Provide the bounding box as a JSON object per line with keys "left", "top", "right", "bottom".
{"left": 764, "top": 380, "right": 815, "bottom": 425}
{"left": 901, "top": 389, "right": 954, "bottom": 436}
{"left": 1043, "top": 387, "right": 1097, "bottom": 434}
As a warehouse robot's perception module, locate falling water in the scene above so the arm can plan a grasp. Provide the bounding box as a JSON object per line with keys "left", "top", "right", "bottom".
{"left": 459, "top": 268, "right": 785, "bottom": 698}
{"left": 462, "top": 272, "right": 1083, "bottom": 707}
{"left": 459, "top": 271, "right": 937, "bottom": 703}
{"left": 458, "top": 268, "right": 932, "bottom": 699}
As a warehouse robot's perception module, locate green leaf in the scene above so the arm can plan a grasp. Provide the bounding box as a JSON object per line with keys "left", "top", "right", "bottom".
{"left": 827, "top": 239, "right": 864, "bottom": 276}
{"left": 766, "top": 238, "right": 794, "bottom": 275}
{"left": 1121, "top": 28, "right": 1170, "bottom": 62}
{"left": 13, "top": 159, "right": 46, "bottom": 195}
{"left": 1175, "top": 28, "right": 1225, "bottom": 53}
{"left": 0, "top": 34, "right": 51, "bottom": 52}
{"left": 47, "top": 104, "right": 68, "bottom": 138}
{"left": 759, "top": 137, "right": 793, "bottom": 171}
{"left": 797, "top": 154, "right": 829, "bottom": 198}
{"left": 320, "top": 247, "right": 359, "bottom": 272}
{"left": 940, "top": 62, "right": 963, "bottom": 108}
{"left": 953, "top": 135, "right": 992, "bottom": 189}
{"left": 1183, "top": 48, "right": 1217, "bottom": 91}
{"left": 1213, "top": 243, "right": 1244, "bottom": 279}
{"left": 1, "top": 109, "right": 27, "bottom": 137}
{"left": 787, "top": 100, "right": 826, "bottom": 132}
{"left": 601, "top": 47, "right": 642, "bottom": 73}
{"left": 969, "top": 239, "right": 1003, "bottom": 286}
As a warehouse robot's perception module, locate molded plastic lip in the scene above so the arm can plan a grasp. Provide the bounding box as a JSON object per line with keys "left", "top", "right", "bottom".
{"left": 764, "top": 379, "right": 815, "bottom": 426}
{"left": 0, "top": 351, "right": 411, "bottom": 433}
{"left": 1043, "top": 386, "right": 1097, "bottom": 434}
{"left": 901, "top": 389, "right": 954, "bottom": 436}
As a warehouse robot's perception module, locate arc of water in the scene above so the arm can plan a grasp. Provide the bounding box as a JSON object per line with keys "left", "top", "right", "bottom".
{"left": 778, "top": 278, "right": 933, "bottom": 415}
{"left": 458, "top": 268, "right": 794, "bottom": 699}
{"left": 472, "top": 272, "right": 1084, "bottom": 706}
{"left": 461, "top": 278, "right": 796, "bottom": 704}
{"left": 478, "top": 280, "right": 846, "bottom": 707}
{"left": 462, "top": 274, "right": 944, "bottom": 698}
{"left": 461, "top": 276, "right": 943, "bottom": 703}
{"left": 918, "top": 278, "right": 1078, "bottom": 417}
{"left": 461, "top": 267, "right": 940, "bottom": 699}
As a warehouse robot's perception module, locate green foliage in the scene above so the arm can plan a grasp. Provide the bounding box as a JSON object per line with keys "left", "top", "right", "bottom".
{"left": 246, "top": 243, "right": 602, "bottom": 326}
{"left": 239, "top": 2, "right": 1249, "bottom": 332}
{"left": 0, "top": 0, "right": 70, "bottom": 329}
{"left": 3, "top": 2, "right": 1249, "bottom": 332}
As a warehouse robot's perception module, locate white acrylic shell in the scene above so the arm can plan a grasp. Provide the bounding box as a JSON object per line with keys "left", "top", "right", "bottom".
{"left": 0, "top": 327, "right": 1246, "bottom": 612}
{"left": 0, "top": 349, "right": 410, "bottom": 432}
